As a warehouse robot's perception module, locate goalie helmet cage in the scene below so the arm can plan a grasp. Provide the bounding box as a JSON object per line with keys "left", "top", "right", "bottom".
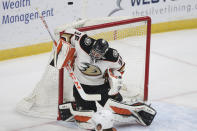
{"left": 16, "top": 16, "right": 151, "bottom": 120}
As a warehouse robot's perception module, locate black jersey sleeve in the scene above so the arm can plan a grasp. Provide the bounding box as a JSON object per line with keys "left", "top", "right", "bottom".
{"left": 79, "top": 35, "right": 96, "bottom": 54}
{"left": 103, "top": 48, "right": 119, "bottom": 62}
{"left": 104, "top": 48, "right": 125, "bottom": 73}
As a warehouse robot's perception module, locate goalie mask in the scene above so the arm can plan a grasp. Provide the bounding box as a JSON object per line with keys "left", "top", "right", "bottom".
{"left": 90, "top": 39, "right": 109, "bottom": 60}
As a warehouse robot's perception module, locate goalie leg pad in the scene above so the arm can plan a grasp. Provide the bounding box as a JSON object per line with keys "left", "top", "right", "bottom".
{"left": 76, "top": 110, "right": 115, "bottom": 131}
{"left": 59, "top": 102, "right": 95, "bottom": 123}
{"left": 59, "top": 102, "right": 76, "bottom": 121}
{"left": 104, "top": 99, "right": 157, "bottom": 126}
{"left": 59, "top": 108, "right": 73, "bottom": 121}
{"left": 138, "top": 109, "right": 156, "bottom": 126}
{"left": 60, "top": 103, "right": 115, "bottom": 131}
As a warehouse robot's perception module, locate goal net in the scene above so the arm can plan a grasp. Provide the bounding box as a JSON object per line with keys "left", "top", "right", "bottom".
{"left": 16, "top": 16, "right": 151, "bottom": 119}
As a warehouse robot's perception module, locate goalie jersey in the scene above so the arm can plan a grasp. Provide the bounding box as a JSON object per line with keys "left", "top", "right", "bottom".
{"left": 58, "top": 28, "right": 125, "bottom": 85}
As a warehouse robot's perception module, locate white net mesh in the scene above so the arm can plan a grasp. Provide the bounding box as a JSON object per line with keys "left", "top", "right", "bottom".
{"left": 16, "top": 16, "right": 150, "bottom": 119}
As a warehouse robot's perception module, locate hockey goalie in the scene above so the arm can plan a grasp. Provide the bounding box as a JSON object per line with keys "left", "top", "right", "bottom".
{"left": 54, "top": 28, "right": 157, "bottom": 131}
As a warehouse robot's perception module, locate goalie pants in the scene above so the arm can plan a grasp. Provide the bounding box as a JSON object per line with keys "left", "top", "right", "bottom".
{"left": 73, "top": 82, "right": 110, "bottom": 112}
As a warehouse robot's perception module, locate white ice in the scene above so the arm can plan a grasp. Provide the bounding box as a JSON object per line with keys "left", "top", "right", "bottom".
{"left": 0, "top": 29, "right": 197, "bottom": 131}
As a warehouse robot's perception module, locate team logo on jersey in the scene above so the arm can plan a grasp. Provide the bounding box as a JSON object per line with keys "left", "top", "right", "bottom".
{"left": 84, "top": 37, "right": 92, "bottom": 46}
{"left": 79, "top": 63, "right": 102, "bottom": 76}
{"left": 113, "top": 49, "right": 118, "bottom": 58}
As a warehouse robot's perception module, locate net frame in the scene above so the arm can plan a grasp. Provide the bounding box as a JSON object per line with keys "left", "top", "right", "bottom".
{"left": 57, "top": 16, "right": 151, "bottom": 120}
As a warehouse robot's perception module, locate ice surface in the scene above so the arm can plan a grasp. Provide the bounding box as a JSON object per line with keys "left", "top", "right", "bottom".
{"left": 0, "top": 29, "right": 197, "bottom": 131}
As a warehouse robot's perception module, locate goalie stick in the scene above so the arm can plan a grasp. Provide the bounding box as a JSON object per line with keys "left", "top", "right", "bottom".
{"left": 36, "top": 8, "right": 57, "bottom": 46}
{"left": 36, "top": 8, "right": 101, "bottom": 101}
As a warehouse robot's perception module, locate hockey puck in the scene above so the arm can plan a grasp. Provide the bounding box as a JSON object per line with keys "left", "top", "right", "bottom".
{"left": 68, "top": 2, "right": 73, "bottom": 5}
